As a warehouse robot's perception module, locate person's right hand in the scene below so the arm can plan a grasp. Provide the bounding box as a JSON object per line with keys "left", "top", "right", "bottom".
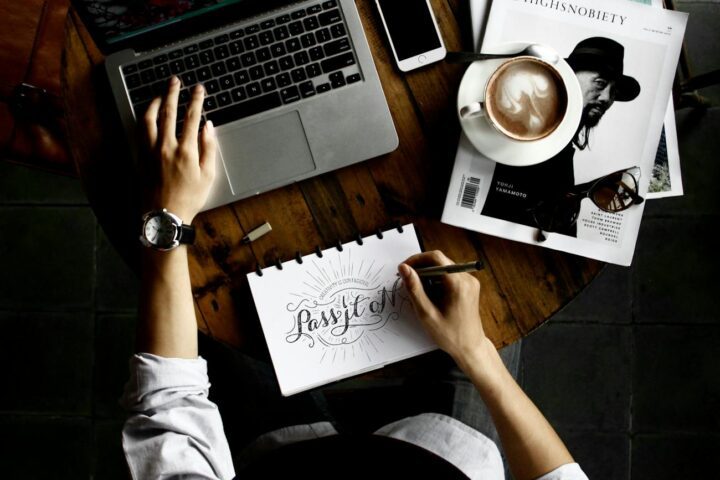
{"left": 398, "top": 250, "right": 490, "bottom": 371}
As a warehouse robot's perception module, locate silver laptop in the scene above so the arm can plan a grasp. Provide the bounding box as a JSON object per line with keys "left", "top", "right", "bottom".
{"left": 73, "top": 0, "right": 398, "bottom": 211}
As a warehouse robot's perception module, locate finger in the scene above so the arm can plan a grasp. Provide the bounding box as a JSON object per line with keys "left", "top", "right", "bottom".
{"left": 159, "top": 76, "right": 181, "bottom": 144}
{"left": 181, "top": 84, "right": 205, "bottom": 148}
{"left": 200, "top": 121, "right": 217, "bottom": 176}
{"left": 403, "top": 250, "right": 455, "bottom": 268}
{"left": 143, "top": 96, "right": 162, "bottom": 148}
{"left": 399, "top": 263, "right": 441, "bottom": 321}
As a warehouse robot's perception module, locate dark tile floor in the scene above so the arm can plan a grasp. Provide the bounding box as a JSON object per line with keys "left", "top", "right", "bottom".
{"left": 0, "top": 1, "right": 718, "bottom": 478}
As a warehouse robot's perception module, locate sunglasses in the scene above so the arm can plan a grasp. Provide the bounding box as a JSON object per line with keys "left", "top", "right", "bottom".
{"left": 530, "top": 167, "right": 645, "bottom": 242}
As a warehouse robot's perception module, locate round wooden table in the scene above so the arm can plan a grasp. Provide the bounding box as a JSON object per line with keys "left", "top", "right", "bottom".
{"left": 61, "top": 1, "right": 602, "bottom": 359}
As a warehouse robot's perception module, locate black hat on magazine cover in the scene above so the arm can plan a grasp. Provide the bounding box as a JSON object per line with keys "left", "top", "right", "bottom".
{"left": 566, "top": 36, "right": 641, "bottom": 102}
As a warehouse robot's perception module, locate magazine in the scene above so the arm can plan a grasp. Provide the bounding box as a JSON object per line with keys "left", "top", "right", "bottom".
{"left": 469, "top": 0, "right": 684, "bottom": 199}
{"left": 443, "top": 0, "right": 687, "bottom": 265}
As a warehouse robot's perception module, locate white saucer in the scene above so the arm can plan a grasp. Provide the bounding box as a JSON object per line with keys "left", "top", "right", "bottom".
{"left": 457, "top": 42, "right": 583, "bottom": 166}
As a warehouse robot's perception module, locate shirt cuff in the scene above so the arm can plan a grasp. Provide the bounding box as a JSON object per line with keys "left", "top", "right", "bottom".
{"left": 536, "top": 462, "right": 589, "bottom": 480}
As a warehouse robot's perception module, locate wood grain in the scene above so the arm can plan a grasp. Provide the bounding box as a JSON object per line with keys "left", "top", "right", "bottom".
{"left": 61, "top": 0, "right": 602, "bottom": 356}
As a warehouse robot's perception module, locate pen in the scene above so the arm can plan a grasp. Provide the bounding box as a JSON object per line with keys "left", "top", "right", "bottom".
{"left": 413, "top": 260, "right": 485, "bottom": 277}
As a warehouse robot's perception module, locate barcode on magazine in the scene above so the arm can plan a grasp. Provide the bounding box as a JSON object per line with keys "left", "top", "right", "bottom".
{"left": 460, "top": 176, "right": 481, "bottom": 210}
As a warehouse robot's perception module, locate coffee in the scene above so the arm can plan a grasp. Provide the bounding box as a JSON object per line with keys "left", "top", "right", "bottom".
{"left": 484, "top": 57, "right": 567, "bottom": 141}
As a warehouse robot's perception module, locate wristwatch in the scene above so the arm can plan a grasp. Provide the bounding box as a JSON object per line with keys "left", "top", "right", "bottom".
{"left": 140, "top": 209, "right": 195, "bottom": 251}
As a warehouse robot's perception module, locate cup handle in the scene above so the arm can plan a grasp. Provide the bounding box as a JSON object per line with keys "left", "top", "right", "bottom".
{"left": 460, "top": 101, "right": 486, "bottom": 119}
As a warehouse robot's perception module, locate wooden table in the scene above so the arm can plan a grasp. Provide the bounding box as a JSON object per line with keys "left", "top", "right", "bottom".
{"left": 61, "top": 0, "right": 602, "bottom": 359}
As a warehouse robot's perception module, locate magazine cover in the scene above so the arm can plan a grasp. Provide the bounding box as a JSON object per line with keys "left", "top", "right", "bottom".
{"left": 443, "top": 0, "right": 687, "bottom": 265}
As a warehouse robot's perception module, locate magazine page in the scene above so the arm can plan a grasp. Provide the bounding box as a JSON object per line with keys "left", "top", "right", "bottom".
{"left": 443, "top": 0, "right": 687, "bottom": 265}
{"left": 469, "top": 0, "right": 684, "bottom": 199}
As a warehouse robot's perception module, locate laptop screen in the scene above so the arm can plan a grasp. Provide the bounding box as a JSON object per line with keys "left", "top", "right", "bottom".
{"left": 77, "top": 0, "right": 250, "bottom": 45}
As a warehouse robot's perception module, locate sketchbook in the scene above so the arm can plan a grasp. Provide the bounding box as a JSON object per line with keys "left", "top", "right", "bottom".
{"left": 247, "top": 224, "right": 437, "bottom": 396}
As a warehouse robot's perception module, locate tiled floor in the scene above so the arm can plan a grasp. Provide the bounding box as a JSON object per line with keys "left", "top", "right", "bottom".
{"left": 1, "top": 1, "right": 718, "bottom": 478}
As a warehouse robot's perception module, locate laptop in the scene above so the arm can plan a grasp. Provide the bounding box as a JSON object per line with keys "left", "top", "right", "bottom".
{"left": 73, "top": 0, "right": 398, "bottom": 211}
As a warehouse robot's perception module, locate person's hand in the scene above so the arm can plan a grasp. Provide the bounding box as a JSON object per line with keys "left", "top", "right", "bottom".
{"left": 143, "top": 76, "right": 217, "bottom": 223}
{"left": 398, "top": 250, "right": 490, "bottom": 371}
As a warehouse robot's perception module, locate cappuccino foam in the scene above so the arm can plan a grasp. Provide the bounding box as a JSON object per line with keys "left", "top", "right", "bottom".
{"left": 486, "top": 58, "right": 567, "bottom": 141}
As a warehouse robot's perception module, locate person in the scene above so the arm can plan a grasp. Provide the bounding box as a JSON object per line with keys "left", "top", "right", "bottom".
{"left": 120, "top": 76, "right": 589, "bottom": 479}
{"left": 480, "top": 36, "right": 641, "bottom": 237}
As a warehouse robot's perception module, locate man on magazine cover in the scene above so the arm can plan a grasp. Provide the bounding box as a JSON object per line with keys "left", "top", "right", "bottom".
{"left": 480, "top": 36, "right": 641, "bottom": 237}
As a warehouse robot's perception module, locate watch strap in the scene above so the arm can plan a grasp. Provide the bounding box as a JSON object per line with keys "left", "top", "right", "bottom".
{"left": 177, "top": 223, "right": 196, "bottom": 245}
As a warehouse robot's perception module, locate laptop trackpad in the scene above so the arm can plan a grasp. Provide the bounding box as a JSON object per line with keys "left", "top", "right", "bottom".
{"left": 217, "top": 111, "right": 316, "bottom": 196}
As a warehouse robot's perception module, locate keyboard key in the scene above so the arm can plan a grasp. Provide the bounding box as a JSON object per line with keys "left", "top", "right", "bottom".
{"left": 203, "top": 96, "right": 218, "bottom": 110}
{"left": 347, "top": 73, "right": 361, "bottom": 84}
{"left": 169, "top": 49, "right": 184, "bottom": 59}
{"left": 122, "top": 64, "right": 138, "bottom": 75}
{"left": 271, "top": 42, "right": 287, "bottom": 58}
{"left": 293, "top": 51, "right": 310, "bottom": 66}
{"left": 307, "top": 5, "right": 322, "bottom": 15}
{"left": 200, "top": 50, "right": 215, "bottom": 65}
{"left": 257, "top": 47, "right": 271, "bottom": 62}
{"left": 230, "top": 28, "right": 245, "bottom": 39}
{"left": 181, "top": 71, "right": 197, "bottom": 86}
{"left": 200, "top": 39, "right": 214, "bottom": 49}
{"left": 286, "top": 38, "right": 302, "bottom": 52}
{"left": 301, "top": 33, "right": 316, "bottom": 48}
{"left": 151, "top": 81, "right": 166, "bottom": 96}
{"left": 309, "top": 46, "right": 325, "bottom": 61}
{"left": 184, "top": 54, "right": 200, "bottom": 69}
{"left": 273, "top": 26, "right": 290, "bottom": 40}
{"left": 321, "top": 52, "right": 355, "bottom": 73}
{"left": 316, "top": 82, "right": 331, "bottom": 93}
{"left": 244, "top": 35, "right": 259, "bottom": 50}
{"left": 322, "top": 0, "right": 337, "bottom": 9}
{"left": 330, "top": 71, "right": 345, "bottom": 88}
{"left": 247, "top": 82, "right": 262, "bottom": 97}
{"left": 305, "top": 63, "right": 322, "bottom": 78}
{"left": 130, "top": 87, "right": 153, "bottom": 103}
{"left": 264, "top": 60, "right": 280, "bottom": 76}
{"left": 153, "top": 54, "right": 168, "bottom": 65}
{"left": 179, "top": 89, "right": 191, "bottom": 104}
{"left": 219, "top": 75, "right": 235, "bottom": 90}
{"left": 125, "top": 74, "right": 141, "bottom": 89}
{"left": 231, "top": 86, "right": 247, "bottom": 102}
{"left": 291, "top": 9, "right": 306, "bottom": 19}
{"left": 261, "top": 77, "right": 277, "bottom": 92}
{"left": 234, "top": 70, "right": 250, "bottom": 84}
{"left": 206, "top": 92, "right": 282, "bottom": 126}
{"left": 217, "top": 91, "right": 232, "bottom": 107}
{"left": 279, "top": 56, "right": 295, "bottom": 70}
{"left": 260, "top": 31, "right": 274, "bottom": 45}
{"left": 211, "top": 62, "right": 227, "bottom": 76}
{"left": 206, "top": 80, "right": 220, "bottom": 94}
{"left": 276, "top": 14, "right": 291, "bottom": 24}
{"left": 249, "top": 65, "right": 265, "bottom": 80}
{"left": 291, "top": 68, "right": 307, "bottom": 83}
{"left": 300, "top": 81, "right": 316, "bottom": 98}
{"left": 281, "top": 86, "right": 301, "bottom": 103}
{"left": 289, "top": 21, "right": 304, "bottom": 36}
{"left": 214, "top": 45, "right": 230, "bottom": 60}
{"left": 261, "top": 19, "right": 276, "bottom": 29}
{"left": 170, "top": 60, "right": 185, "bottom": 74}
{"left": 139, "top": 59, "right": 153, "bottom": 70}
{"left": 230, "top": 41, "right": 245, "bottom": 55}
{"left": 225, "top": 57, "right": 241, "bottom": 71}
{"left": 134, "top": 101, "right": 151, "bottom": 116}
{"left": 303, "top": 16, "right": 319, "bottom": 30}
{"left": 246, "top": 24, "right": 260, "bottom": 34}
{"left": 184, "top": 44, "right": 199, "bottom": 54}
{"left": 316, "top": 28, "right": 331, "bottom": 43}
{"left": 276, "top": 72, "right": 291, "bottom": 88}
{"left": 214, "top": 34, "right": 229, "bottom": 45}
{"left": 241, "top": 52, "right": 257, "bottom": 67}
{"left": 324, "top": 38, "right": 350, "bottom": 57}
{"left": 155, "top": 64, "right": 171, "bottom": 79}
{"left": 177, "top": 104, "right": 187, "bottom": 120}
{"left": 331, "top": 24, "right": 346, "bottom": 38}
{"left": 197, "top": 67, "right": 212, "bottom": 81}
{"left": 141, "top": 69, "right": 156, "bottom": 84}
{"left": 319, "top": 10, "right": 342, "bottom": 26}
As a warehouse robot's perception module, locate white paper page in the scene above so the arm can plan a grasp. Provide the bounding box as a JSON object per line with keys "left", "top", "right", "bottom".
{"left": 247, "top": 224, "right": 436, "bottom": 396}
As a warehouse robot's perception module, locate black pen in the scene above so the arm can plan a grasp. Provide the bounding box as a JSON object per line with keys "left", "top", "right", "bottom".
{"left": 412, "top": 260, "right": 484, "bottom": 277}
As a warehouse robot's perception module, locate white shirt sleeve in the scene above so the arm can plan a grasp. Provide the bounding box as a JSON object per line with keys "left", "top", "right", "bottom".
{"left": 120, "top": 353, "right": 236, "bottom": 480}
{"left": 536, "top": 463, "right": 589, "bottom": 480}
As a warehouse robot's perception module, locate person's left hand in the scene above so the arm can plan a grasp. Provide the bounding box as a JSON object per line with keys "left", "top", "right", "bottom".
{"left": 143, "top": 76, "right": 217, "bottom": 223}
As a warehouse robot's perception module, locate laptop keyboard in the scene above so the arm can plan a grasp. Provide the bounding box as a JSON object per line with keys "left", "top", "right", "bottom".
{"left": 120, "top": 0, "right": 361, "bottom": 134}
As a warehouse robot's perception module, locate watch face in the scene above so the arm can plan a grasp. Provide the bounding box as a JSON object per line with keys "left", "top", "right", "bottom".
{"left": 144, "top": 214, "right": 177, "bottom": 247}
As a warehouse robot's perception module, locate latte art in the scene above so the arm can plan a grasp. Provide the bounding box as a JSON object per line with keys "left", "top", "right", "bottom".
{"left": 485, "top": 58, "right": 567, "bottom": 141}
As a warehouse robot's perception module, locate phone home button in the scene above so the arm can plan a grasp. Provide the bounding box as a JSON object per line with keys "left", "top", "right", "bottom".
{"left": 417, "top": 54, "right": 427, "bottom": 64}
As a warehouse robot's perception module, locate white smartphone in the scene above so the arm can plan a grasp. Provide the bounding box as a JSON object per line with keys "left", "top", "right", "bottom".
{"left": 376, "top": 0, "right": 447, "bottom": 72}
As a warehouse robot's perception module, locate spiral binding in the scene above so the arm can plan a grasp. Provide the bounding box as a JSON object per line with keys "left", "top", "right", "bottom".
{"left": 255, "top": 224, "right": 406, "bottom": 275}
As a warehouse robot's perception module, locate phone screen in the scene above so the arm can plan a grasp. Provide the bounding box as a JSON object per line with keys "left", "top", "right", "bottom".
{"left": 378, "top": 0, "right": 441, "bottom": 60}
